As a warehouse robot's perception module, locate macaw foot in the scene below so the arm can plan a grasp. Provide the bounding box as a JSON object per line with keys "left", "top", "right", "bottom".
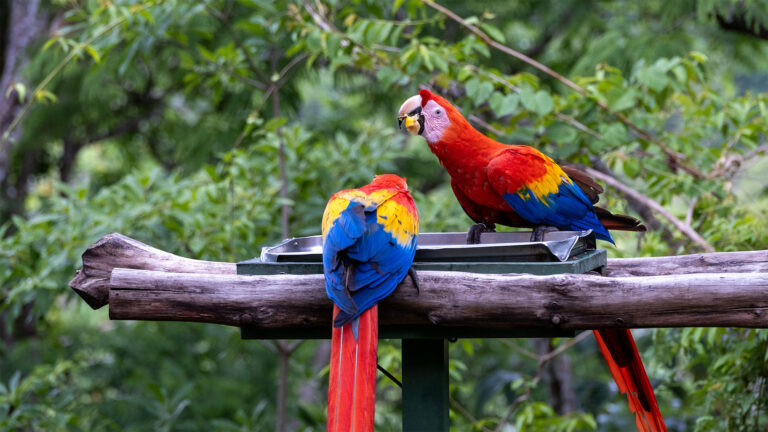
{"left": 407, "top": 267, "right": 420, "bottom": 295}
{"left": 467, "top": 222, "right": 496, "bottom": 245}
{"left": 530, "top": 225, "right": 560, "bottom": 242}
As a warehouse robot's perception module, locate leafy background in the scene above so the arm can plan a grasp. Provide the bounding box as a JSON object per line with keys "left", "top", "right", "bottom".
{"left": 2, "top": 0, "right": 768, "bottom": 430}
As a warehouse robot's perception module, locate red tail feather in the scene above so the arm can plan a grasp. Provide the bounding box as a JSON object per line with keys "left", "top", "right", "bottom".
{"left": 593, "top": 329, "right": 666, "bottom": 432}
{"left": 327, "top": 306, "right": 378, "bottom": 432}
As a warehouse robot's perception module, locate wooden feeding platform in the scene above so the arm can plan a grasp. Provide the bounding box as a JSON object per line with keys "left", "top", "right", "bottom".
{"left": 239, "top": 230, "right": 602, "bottom": 339}
{"left": 70, "top": 232, "right": 768, "bottom": 431}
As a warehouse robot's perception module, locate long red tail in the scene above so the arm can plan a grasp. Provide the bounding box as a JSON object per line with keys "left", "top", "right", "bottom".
{"left": 593, "top": 329, "right": 666, "bottom": 432}
{"left": 327, "top": 305, "right": 378, "bottom": 432}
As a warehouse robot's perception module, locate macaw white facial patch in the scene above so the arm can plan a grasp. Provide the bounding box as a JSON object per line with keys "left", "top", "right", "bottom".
{"left": 421, "top": 100, "right": 451, "bottom": 144}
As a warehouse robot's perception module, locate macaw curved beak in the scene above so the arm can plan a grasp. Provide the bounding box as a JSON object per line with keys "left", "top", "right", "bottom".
{"left": 397, "top": 94, "right": 425, "bottom": 136}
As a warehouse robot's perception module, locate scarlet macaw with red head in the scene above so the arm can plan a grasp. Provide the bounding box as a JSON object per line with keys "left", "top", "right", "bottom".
{"left": 398, "top": 89, "right": 645, "bottom": 244}
{"left": 398, "top": 89, "right": 665, "bottom": 432}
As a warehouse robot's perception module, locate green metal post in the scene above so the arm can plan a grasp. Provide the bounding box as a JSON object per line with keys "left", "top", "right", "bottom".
{"left": 402, "top": 338, "right": 449, "bottom": 432}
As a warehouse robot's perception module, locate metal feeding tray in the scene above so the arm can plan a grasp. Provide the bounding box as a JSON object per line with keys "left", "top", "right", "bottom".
{"left": 260, "top": 230, "right": 593, "bottom": 263}
{"left": 238, "top": 230, "right": 606, "bottom": 277}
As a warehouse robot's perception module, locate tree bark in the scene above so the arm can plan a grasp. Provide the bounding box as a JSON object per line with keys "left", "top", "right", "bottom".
{"left": 534, "top": 338, "right": 577, "bottom": 415}
{"left": 69, "top": 233, "right": 768, "bottom": 334}
{"left": 104, "top": 267, "right": 768, "bottom": 331}
{"left": 70, "top": 233, "right": 768, "bottom": 312}
{"left": 0, "top": 0, "right": 47, "bottom": 194}
{"left": 604, "top": 250, "right": 768, "bottom": 277}
{"left": 69, "top": 233, "right": 234, "bottom": 309}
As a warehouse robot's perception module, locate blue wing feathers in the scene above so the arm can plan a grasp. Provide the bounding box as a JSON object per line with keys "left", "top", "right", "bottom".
{"left": 503, "top": 180, "right": 614, "bottom": 243}
{"left": 324, "top": 199, "right": 416, "bottom": 327}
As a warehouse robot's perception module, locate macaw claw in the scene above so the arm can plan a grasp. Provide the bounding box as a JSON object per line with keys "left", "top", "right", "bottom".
{"left": 466, "top": 222, "right": 496, "bottom": 245}
{"left": 530, "top": 225, "right": 559, "bottom": 242}
{"left": 407, "top": 267, "right": 420, "bottom": 295}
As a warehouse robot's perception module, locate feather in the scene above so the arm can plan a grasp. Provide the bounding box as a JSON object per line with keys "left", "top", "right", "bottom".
{"left": 563, "top": 165, "right": 603, "bottom": 204}
{"left": 594, "top": 329, "right": 666, "bottom": 431}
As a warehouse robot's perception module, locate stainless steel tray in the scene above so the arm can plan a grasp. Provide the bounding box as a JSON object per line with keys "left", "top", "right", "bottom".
{"left": 260, "top": 230, "right": 595, "bottom": 263}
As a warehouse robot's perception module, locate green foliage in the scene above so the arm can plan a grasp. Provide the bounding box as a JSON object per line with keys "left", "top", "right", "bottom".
{"left": 2, "top": 0, "right": 768, "bottom": 430}
{"left": 651, "top": 327, "right": 768, "bottom": 431}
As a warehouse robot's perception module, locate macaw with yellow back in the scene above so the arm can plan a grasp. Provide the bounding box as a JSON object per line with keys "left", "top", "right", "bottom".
{"left": 322, "top": 174, "right": 418, "bottom": 432}
{"left": 398, "top": 89, "right": 665, "bottom": 432}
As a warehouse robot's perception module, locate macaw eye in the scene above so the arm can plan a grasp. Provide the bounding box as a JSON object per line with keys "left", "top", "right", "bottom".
{"left": 434, "top": 109, "right": 442, "bottom": 116}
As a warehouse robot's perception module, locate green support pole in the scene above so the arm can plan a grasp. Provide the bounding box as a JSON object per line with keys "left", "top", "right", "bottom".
{"left": 402, "top": 338, "right": 449, "bottom": 431}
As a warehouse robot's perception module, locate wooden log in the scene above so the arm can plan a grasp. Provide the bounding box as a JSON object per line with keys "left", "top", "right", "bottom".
{"left": 70, "top": 233, "right": 234, "bottom": 309}
{"left": 605, "top": 250, "right": 768, "bottom": 277}
{"left": 70, "top": 234, "right": 768, "bottom": 300}
{"left": 108, "top": 268, "right": 768, "bottom": 330}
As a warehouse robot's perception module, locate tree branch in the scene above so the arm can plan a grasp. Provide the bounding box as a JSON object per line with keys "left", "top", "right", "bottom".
{"left": 586, "top": 157, "right": 667, "bottom": 234}
{"left": 583, "top": 167, "right": 714, "bottom": 252}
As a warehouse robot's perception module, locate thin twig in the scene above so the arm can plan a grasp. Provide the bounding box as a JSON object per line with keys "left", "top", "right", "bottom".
{"left": 493, "top": 391, "right": 532, "bottom": 432}
{"left": 277, "top": 52, "right": 310, "bottom": 84}
{"left": 368, "top": 16, "right": 442, "bottom": 26}
{"left": 302, "top": 0, "right": 333, "bottom": 31}
{"left": 554, "top": 112, "right": 604, "bottom": 141}
{"left": 450, "top": 397, "right": 494, "bottom": 432}
{"left": 422, "top": 0, "right": 707, "bottom": 179}
{"left": 539, "top": 331, "right": 591, "bottom": 362}
{"left": 423, "top": 0, "right": 581, "bottom": 94}
{"left": 741, "top": 144, "right": 768, "bottom": 162}
{"left": 257, "top": 339, "right": 278, "bottom": 353}
{"left": 224, "top": 66, "right": 267, "bottom": 89}
{"left": 468, "top": 114, "right": 504, "bottom": 136}
{"left": 708, "top": 143, "right": 768, "bottom": 180}
{"left": 198, "top": 55, "right": 267, "bottom": 89}
{"left": 495, "top": 338, "right": 539, "bottom": 361}
{"left": 584, "top": 167, "right": 714, "bottom": 252}
{"left": 370, "top": 44, "right": 402, "bottom": 53}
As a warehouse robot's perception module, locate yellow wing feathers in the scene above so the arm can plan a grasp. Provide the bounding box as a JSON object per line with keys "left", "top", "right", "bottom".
{"left": 376, "top": 198, "right": 418, "bottom": 247}
{"left": 523, "top": 162, "right": 572, "bottom": 205}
